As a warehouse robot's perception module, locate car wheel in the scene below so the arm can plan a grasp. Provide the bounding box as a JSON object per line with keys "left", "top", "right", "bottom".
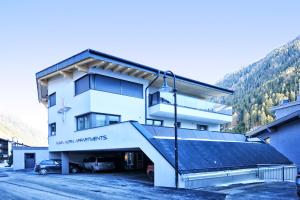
{"left": 71, "top": 168, "right": 78, "bottom": 174}
{"left": 39, "top": 169, "right": 48, "bottom": 175}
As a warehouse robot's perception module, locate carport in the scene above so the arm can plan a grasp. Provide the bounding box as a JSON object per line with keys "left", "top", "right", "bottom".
{"left": 47, "top": 121, "right": 294, "bottom": 188}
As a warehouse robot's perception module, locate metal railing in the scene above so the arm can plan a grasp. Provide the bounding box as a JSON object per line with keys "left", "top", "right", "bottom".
{"left": 257, "top": 164, "right": 297, "bottom": 182}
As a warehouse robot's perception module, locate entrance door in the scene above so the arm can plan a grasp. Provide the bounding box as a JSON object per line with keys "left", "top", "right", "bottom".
{"left": 24, "top": 153, "right": 35, "bottom": 169}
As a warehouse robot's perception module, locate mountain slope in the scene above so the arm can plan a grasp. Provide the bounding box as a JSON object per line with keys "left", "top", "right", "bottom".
{"left": 217, "top": 36, "right": 300, "bottom": 133}
{"left": 0, "top": 114, "right": 47, "bottom": 146}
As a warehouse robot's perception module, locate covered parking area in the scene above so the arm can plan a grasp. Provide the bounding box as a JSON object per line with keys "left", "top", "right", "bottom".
{"left": 49, "top": 149, "right": 153, "bottom": 180}
{"left": 45, "top": 121, "right": 295, "bottom": 188}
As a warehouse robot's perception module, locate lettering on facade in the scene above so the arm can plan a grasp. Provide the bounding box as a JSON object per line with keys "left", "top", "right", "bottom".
{"left": 56, "top": 135, "right": 108, "bottom": 145}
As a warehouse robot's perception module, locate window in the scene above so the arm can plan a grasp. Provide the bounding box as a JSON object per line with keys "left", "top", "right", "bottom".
{"left": 49, "top": 123, "right": 56, "bottom": 136}
{"left": 149, "top": 92, "right": 160, "bottom": 106}
{"left": 76, "top": 113, "right": 120, "bottom": 131}
{"left": 94, "top": 74, "right": 121, "bottom": 94}
{"left": 76, "top": 114, "right": 91, "bottom": 131}
{"left": 197, "top": 124, "right": 208, "bottom": 131}
{"left": 75, "top": 74, "right": 143, "bottom": 99}
{"left": 48, "top": 93, "right": 56, "bottom": 107}
{"left": 75, "top": 75, "right": 90, "bottom": 95}
{"left": 121, "top": 80, "right": 143, "bottom": 98}
{"left": 146, "top": 119, "right": 163, "bottom": 126}
{"left": 91, "top": 113, "right": 106, "bottom": 127}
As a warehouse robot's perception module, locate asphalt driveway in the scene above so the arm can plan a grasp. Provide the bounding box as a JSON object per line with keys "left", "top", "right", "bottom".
{"left": 0, "top": 168, "right": 298, "bottom": 200}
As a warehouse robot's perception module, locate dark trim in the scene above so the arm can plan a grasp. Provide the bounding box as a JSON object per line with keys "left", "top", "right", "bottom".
{"left": 36, "top": 49, "right": 234, "bottom": 94}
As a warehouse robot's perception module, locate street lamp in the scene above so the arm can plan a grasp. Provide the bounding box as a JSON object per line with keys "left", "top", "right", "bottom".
{"left": 159, "top": 70, "right": 178, "bottom": 189}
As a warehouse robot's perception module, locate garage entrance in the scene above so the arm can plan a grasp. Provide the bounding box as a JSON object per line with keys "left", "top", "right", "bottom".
{"left": 24, "top": 153, "right": 36, "bottom": 169}
{"left": 55, "top": 149, "right": 154, "bottom": 184}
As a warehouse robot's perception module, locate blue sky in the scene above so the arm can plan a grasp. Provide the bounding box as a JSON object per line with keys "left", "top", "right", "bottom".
{"left": 1, "top": 0, "right": 300, "bottom": 134}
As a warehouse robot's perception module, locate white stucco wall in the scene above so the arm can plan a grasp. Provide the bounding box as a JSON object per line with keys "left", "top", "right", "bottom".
{"left": 13, "top": 148, "right": 49, "bottom": 170}
{"left": 48, "top": 122, "right": 176, "bottom": 187}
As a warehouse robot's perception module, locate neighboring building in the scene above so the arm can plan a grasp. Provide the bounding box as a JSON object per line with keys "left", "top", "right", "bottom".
{"left": 0, "top": 138, "right": 10, "bottom": 161}
{"left": 14, "top": 49, "right": 294, "bottom": 188}
{"left": 248, "top": 95, "right": 300, "bottom": 169}
{"left": 13, "top": 146, "right": 49, "bottom": 170}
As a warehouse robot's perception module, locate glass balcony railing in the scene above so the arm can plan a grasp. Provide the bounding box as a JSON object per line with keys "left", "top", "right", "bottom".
{"left": 149, "top": 91, "right": 232, "bottom": 116}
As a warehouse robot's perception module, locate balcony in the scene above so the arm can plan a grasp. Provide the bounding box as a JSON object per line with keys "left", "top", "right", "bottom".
{"left": 148, "top": 92, "right": 232, "bottom": 124}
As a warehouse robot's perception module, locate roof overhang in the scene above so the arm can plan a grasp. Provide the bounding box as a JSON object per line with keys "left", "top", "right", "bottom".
{"left": 36, "top": 49, "right": 234, "bottom": 103}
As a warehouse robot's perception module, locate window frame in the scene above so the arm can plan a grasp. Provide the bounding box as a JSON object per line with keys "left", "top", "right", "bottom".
{"left": 75, "top": 112, "right": 121, "bottom": 131}
{"left": 49, "top": 123, "right": 56, "bottom": 136}
{"left": 74, "top": 74, "right": 144, "bottom": 99}
{"left": 74, "top": 75, "right": 91, "bottom": 96}
{"left": 48, "top": 93, "right": 56, "bottom": 108}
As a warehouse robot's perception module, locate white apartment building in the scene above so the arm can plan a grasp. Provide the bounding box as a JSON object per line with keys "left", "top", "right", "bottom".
{"left": 14, "top": 49, "right": 293, "bottom": 188}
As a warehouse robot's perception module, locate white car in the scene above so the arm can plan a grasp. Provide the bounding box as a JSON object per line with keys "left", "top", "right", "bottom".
{"left": 83, "top": 157, "right": 115, "bottom": 172}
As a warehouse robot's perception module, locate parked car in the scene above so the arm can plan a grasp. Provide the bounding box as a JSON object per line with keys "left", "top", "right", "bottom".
{"left": 147, "top": 164, "right": 154, "bottom": 180}
{"left": 34, "top": 159, "right": 81, "bottom": 175}
{"left": 296, "top": 173, "right": 300, "bottom": 197}
{"left": 83, "top": 157, "right": 115, "bottom": 172}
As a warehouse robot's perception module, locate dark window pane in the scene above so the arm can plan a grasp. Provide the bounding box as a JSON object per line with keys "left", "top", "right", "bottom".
{"left": 77, "top": 114, "right": 90, "bottom": 130}
{"left": 92, "top": 113, "right": 106, "bottom": 127}
{"left": 75, "top": 75, "right": 90, "bottom": 95}
{"left": 121, "top": 81, "right": 143, "bottom": 98}
{"left": 94, "top": 74, "right": 121, "bottom": 94}
{"left": 107, "top": 115, "right": 120, "bottom": 125}
{"left": 48, "top": 93, "right": 56, "bottom": 107}
{"left": 49, "top": 123, "right": 56, "bottom": 136}
{"left": 197, "top": 124, "right": 208, "bottom": 131}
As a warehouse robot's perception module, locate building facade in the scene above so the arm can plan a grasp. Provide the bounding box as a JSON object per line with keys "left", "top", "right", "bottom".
{"left": 28, "top": 49, "right": 293, "bottom": 188}
{"left": 248, "top": 96, "right": 300, "bottom": 169}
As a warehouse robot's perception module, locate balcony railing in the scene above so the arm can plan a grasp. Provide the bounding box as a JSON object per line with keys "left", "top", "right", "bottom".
{"left": 149, "top": 92, "right": 232, "bottom": 116}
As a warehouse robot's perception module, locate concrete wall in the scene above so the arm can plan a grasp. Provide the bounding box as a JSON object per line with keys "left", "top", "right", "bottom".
{"left": 48, "top": 122, "right": 176, "bottom": 187}
{"left": 258, "top": 119, "right": 300, "bottom": 168}
{"left": 13, "top": 148, "right": 49, "bottom": 170}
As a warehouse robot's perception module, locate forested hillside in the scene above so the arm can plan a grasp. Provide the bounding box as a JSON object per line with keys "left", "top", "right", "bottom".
{"left": 217, "top": 36, "right": 300, "bottom": 133}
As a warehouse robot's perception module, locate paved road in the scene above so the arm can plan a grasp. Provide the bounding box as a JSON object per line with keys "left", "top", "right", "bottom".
{"left": 0, "top": 168, "right": 298, "bottom": 200}
{"left": 0, "top": 170, "right": 224, "bottom": 200}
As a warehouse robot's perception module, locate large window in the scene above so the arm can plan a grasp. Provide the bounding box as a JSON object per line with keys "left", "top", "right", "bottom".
{"left": 75, "top": 75, "right": 90, "bottom": 95}
{"left": 48, "top": 93, "right": 56, "bottom": 107}
{"left": 76, "top": 112, "right": 121, "bottom": 131}
{"left": 121, "top": 80, "right": 143, "bottom": 98}
{"left": 75, "top": 74, "right": 143, "bottom": 98}
{"left": 49, "top": 123, "right": 56, "bottom": 136}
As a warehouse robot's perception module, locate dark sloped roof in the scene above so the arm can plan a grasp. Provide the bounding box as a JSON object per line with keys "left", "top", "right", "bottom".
{"left": 131, "top": 122, "right": 292, "bottom": 174}
{"left": 150, "top": 139, "right": 292, "bottom": 174}
{"left": 247, "top": 110, "right": 300, "bottom": 137}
